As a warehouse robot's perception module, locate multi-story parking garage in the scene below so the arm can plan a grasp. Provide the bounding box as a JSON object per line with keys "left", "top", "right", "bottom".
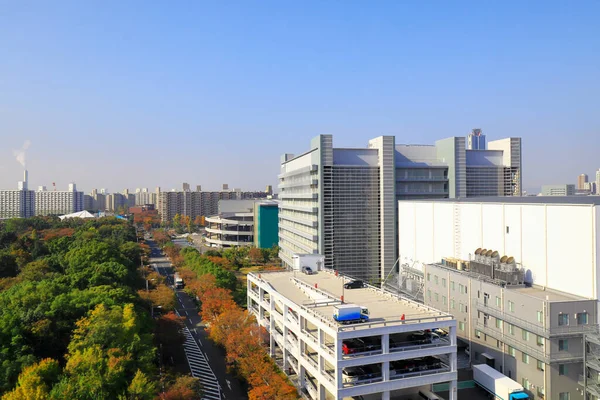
{"left": 247, "top": 270, "right": 458, "bottom": 400}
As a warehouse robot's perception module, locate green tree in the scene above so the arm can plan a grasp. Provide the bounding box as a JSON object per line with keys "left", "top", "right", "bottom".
{"left": 1, "top": 358, "right": 61, "bottom": 400}
{"left": 122, "top": 370, "right": 156, "bottom": 400}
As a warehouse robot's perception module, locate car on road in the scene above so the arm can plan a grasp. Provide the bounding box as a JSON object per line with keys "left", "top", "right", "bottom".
{"left": 344, "top": 280, "right": 366, "bottom": 289}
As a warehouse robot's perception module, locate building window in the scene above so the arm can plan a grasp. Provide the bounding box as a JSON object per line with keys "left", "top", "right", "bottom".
{"left": 443, "top": 296, "right": 447, "bottom": 305}
{"left": 459, "top": 322, "right": 465, "bottom": 331}
{"left": 442, "top": 278, "right": 446, "bottom": 288}
{"left": 508, "top": 346, "right": 515, "bottom": 357}
{"left": 451, "top": 299, "right": 455, "bottom": 309}
{"left": 537, "top": 387, "right": 545, "bottom": 398}
{"left": 522, "top": 353, "right": 529, "bottom": 364}
{"left": 451, "top": 281, "right": 455, "bottom": 291}
{"left": 427, "top": 273, "right": 431, "bottom": 282}
{"left": 427, "top": 290, "right": 431, "bottom": 300}
{"left": 522, "top": 330, "right": 529, "bottom": 341}
{"left": 497, "top": 340, "right": 502, "bottom": 349}
{"left": 435, "top": 293, "right": 439, "bottom": 302}
{"left": 508, "top": 324, "right": 514, "bottom": 335}
{"left": 496, "top": 318, "right": 502, "bottom": 329}
{"left": 459, "top": 284, "right": 463, "bottom": 293}
{"left": 537, "top": 335, "right": 544, "bottom": 346}
{"left": 434, "top": 275, "right": 439, "bottom": 284}
{"left": 508, "top": 300, "right": 514, "bottom": 312}
{"left": 459, "top": 303, "right": 464, "bottom": 312}
{"left": 558, "top": 313, "right": 569, "bottom": 326}
{"left": 537, "top": 360, "right": 544, "bottom": 371}
{"left": 537, "top": 310, "right": 543, "bottom": 322}
{"left": 559, "top": 393, "right": 570, "bottom": 400}
{"left": 578, "top": 312, "right": 588, "bottom": 325}
{"left": 559, "top": 339, "right": 569, "bottom": 351}
{"left": 522, "top": 378, "right": 530, "bottom": 390}
{"left": 559, "top": 364, "right": 568, "bottom": 376}
{"left": 506, "top": 226, "right": 510, "bottom": 234}
{"left": 475, "top": 329, "right": 481, "bottom": 339}
{"left": 496, "top": 296, "right": 501, "bottom": 307}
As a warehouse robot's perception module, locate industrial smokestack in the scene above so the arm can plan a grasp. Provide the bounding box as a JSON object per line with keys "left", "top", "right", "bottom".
{"left": 23, "top": 170, "right": 28, "bottom": 190}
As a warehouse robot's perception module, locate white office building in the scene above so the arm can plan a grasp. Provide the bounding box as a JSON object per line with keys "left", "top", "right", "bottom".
{"left": 279, "top": 132, "right": 522, "bottom": 285}
{"left": 35, "top": 183, "right": 84, "bottom": 216}
{"left": 248, "top": 269, "right": 457, "bottom": 400}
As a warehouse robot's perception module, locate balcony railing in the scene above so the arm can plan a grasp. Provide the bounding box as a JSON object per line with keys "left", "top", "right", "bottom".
{"left": 474, "top": 321, "right": 583, "bottom": 363}
{"left": 476, "top": 301, "right": 597, "bottom": 338}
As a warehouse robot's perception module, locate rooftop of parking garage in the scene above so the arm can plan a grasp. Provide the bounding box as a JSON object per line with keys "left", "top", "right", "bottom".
{"left": 252, "top": 270, "right": 453, "bottom": 330}
{"left": 509, "top": 285, "right": 587, "bottom": 302}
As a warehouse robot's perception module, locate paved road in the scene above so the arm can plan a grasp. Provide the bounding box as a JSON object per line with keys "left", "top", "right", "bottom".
{"left": 146, "top": 238, "right": 248, "bottom": 400}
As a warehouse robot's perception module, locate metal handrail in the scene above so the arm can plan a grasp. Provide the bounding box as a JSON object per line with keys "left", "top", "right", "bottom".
{"left": 477, "top": 301, "right": 597, "bottom": 337}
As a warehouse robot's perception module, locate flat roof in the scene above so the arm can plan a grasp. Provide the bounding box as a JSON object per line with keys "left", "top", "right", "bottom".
{"left": 407, "top": 196, "right": 600, "bottom": 206}
{"left": 509, "top": 286, "right": 586, "bottom": 302}
{"left": 253, "top": 270, "right": 452, "bottom": 329}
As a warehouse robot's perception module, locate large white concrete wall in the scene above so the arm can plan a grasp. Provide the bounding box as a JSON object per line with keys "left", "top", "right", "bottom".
{"left": 398, "top": 201, "right": 599, "bottom": 299}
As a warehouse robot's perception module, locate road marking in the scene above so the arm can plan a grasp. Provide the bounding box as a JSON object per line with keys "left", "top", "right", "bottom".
{"left": 185, "top": 311, "right": 188, "bottom": 316}
{"left": 205, "top": 354, "right": 209, "bottom": 362}
{"left": 188, "top": 318, "right": 192, "bottom": 325}
{"left": 198, "top": 339, "right": 203, "bottom": 347}
{"left": 226, "top": 379, "right": 232, "bottom": 390}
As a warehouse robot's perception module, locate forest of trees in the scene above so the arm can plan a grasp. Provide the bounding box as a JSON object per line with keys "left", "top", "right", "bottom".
{"left": 0, "top": 217, "right": 197, "bottom": 399}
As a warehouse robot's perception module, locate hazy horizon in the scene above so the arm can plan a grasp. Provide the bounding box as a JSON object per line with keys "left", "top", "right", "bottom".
{"left": 2, "top": 2, "right": 599, "bottom": 194}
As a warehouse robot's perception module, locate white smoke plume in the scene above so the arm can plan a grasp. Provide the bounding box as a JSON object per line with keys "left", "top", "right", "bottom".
{"left": 13, "top": 140, "right": 31, "bottom": 167}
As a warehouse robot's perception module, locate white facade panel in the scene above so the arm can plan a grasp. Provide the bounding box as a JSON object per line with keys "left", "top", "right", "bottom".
{"left": 433, "top": 202, "right": 454, "bottom": 262}
{"left": 481, "top": 204, "right": 504, "bottom": 256}
{"left": 458, "top": 203, "right": 482, "bottom": 260}
{"left": 503, "top": 205, "right": 522, "bottom": 260}
{"left": 399, "top": 200, "right": 600, "bottom": 299}
{"left": 282, "top": 152, "right": 313, "bottom": 172}
{"left": 520, "top": 204, "right": 548, "bottom": 286}
{"left": 398, "top": 202, "right": 417, "bottom": 261}
{"left": 546, "top": 206, "right": 594, "bottom": 298}
{"left": 414, "top": 202, "right": 434, "bottom": 264}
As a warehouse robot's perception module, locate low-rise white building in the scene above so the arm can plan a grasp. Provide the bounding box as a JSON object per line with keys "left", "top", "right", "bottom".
{"left": 247, "top": 270, "right": 458, "bottom": 400}
{"left": 398, "top": 197, "right": 600, "bottom": 300}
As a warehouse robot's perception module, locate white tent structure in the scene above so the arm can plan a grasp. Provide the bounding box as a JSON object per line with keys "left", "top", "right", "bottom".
{"left": 59, "top": 210, "right": 96, "bottom": 220}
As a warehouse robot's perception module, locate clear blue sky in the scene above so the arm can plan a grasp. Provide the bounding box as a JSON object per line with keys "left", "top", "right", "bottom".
{"left": 1, "top": 1, "right": 599, "bottom": 193}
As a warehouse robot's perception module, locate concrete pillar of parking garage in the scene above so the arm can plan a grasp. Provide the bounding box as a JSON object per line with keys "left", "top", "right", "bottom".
{"left": 382, "top": 333, "right": 390, "bottom": 381}
{"left": 382, "top": 390, "right": 390, "bottom": 400}
{"left": 269, "top": 295, "right": 276, "bottom": 357}
{"left": 449, "top": 380, "right": 457, "bottom": 400}
{"left": 449, "top": 325, "right": 458, "bottom": 372}
{"left": 318, "top": 384, "right": 327, "bottom": 400}
{"left": 283, "top": 307, "right": 289, "bottom": 370}
{"left": 259, "top": 287, "right": 265, "bottom": 321}
{"left": 335, "top": 338, "right": 343, "bottom": 389}
{"left": 299, "top": 365, "right": 306, "bottom": 391}
{"left": 318, "top": 329, "right": 325, "bottom": 373}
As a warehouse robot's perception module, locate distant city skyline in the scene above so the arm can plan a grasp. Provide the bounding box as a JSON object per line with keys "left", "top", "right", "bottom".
{"left": 2, "top": 2, "right": 599, "bottom": 194}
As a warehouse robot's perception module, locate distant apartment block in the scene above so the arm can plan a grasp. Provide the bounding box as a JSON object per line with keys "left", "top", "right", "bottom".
{"left": 157, "top": 185, "right": 269, "bottom": 224}
{"left": 0, "top": 188, "right": 34, "bottom": 219}
{"left": 278, "top": 131, "right": 521, "bottom": 284}
{"left": 35, "top": 183, "right": 84, "bottom": 216}
{"left": 541, "top": 184, "right": 575, "bottom": 196}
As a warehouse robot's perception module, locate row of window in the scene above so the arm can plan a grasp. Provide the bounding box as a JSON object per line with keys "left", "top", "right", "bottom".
{"left": 427, "top": 274, "right": 467, "bottom": 294}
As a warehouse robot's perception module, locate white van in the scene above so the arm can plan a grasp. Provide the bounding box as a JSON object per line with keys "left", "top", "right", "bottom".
{"left": 418, "top": 390, "right": 442, "bottom": 400}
